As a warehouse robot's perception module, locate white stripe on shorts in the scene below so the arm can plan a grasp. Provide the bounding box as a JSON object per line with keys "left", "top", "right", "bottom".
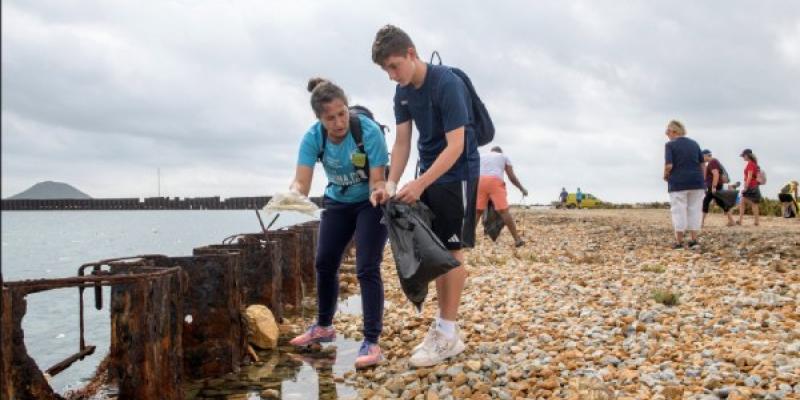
{"left": 461, "top": 180, "right": 467, "bottom": 213}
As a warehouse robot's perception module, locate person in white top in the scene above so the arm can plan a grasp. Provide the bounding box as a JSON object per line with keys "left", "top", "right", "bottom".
{"left": 476, "top": 146, "right": 528, "bottom": 247}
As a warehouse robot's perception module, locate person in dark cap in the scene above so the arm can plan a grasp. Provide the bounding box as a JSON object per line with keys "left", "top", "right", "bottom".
{"left": 737, "top": 148, "right": 762, "bottom": 226}
{"left": 701, "top": 149, "right": 735, "bottom": 227}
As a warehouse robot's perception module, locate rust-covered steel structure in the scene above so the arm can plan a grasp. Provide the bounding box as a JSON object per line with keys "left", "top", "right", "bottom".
{"left": 194, "top": 235, "right": 284, "bottom": 321}
{"left": 0, "top": 221, "right": 321, "bottom": 400}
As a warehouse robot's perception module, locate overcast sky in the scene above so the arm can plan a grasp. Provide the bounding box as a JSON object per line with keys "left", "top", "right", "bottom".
{"left": 2, "top": 1, "right": 799, "bottom": 203}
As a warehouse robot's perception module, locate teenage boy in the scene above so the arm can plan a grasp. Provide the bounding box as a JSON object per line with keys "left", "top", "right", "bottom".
{"left": 372, "top": 24, "right": 478, "bottom": 367}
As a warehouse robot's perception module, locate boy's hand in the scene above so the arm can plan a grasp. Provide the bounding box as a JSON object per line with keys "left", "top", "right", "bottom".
{"left": 396, "top": 179, "right": 426, "bottom": 204}
{"left": 370, "top": 188, "right": 390, "bottom": 206}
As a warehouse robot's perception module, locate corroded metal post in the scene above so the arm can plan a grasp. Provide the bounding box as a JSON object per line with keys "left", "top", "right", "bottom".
{"left": 0, "top": 280, "right": 10, "bottom": 400}
{"left": 194, "top": 237, "right": 283, "bottom": 321}
{"left": 263, "top": 230, "right": 302, "bottom": 309}
{"left": 1, "top": 288, "right": 62, "bottom": 399}
{"left": 116, "top": 254, "right": 247, "bottom": 380}
{"left": 108, "top": 265, "right": 184, "bottom": 400}
{"left": 2, "top": 268, "right": 185, "bottom": 400}
{"left": 174, "top": 254, "right": 246, "bottom": 379}
{"left": 293, "top": 221, "right": 320, "bottom": 293}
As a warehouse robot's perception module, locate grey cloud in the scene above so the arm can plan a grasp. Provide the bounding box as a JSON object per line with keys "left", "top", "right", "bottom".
{"left": 3, "top": 0, "right": 799, "bottom": 203}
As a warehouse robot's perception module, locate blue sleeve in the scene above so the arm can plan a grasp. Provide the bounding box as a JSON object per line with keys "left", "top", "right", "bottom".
{"left": 393, "top": 88, "right": 411, "bottom": 124}
{"left": 297, "top": 124, "right": 321, "bottom": 167}
{"left": 360, "top": 116, "right": 389, "bottom": 168}
{"left": 438, "top": 73, "right": 470, "bottom": 133}
{"left": 664, "top": 142, "right": 673, "bottom": 164}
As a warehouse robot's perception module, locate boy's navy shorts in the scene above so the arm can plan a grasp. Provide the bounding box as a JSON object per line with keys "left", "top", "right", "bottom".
{"left": 420, "top": 178, "right": 478, "bottom": 250}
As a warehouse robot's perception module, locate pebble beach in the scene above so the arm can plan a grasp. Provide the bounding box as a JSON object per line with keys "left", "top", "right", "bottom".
{"left": 321, "top": 209, "right": 800, "bottom": 399}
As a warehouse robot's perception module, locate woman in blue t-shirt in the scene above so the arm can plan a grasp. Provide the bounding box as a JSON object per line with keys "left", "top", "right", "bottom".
{"left": 287, "top": 78, "right": 390, "bottom": 369}
{"left": 663, "top": 120, "right": 705, "bottom": 249}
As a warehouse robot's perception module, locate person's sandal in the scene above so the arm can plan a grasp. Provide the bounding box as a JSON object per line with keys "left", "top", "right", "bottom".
{"left": 671, "top": 242, "right": 684, "bottom": 250}
{"left": 514, "top": 239, "right": 525, "bottom": 248}
{"left": 687, "top": 240, "right": 699, "bottom": 249}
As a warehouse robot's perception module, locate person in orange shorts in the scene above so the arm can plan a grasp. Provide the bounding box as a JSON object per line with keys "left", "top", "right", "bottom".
{"left": 476, "top": 146, "right": 528, "bottom": 247}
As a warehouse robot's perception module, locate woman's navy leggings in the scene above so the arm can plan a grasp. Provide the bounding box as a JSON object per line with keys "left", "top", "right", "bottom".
{"left": 315, "top": 197, "right": 388, "bottom": 343}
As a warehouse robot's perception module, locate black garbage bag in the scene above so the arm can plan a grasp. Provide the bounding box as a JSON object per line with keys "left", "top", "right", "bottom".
{"left": 382, "top": 200, "right": 461, "bottom": 310}
{"left": 715, "top": 189, "right": 738, "bottom": 210}
{"left": 483, "top": 200, "right": 505, "bottom": 242}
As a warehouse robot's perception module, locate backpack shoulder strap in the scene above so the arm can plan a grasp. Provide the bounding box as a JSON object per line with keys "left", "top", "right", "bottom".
{"left": 350, "top": 113, "right": 364, "bottom": 150}
{"left": 350, "top": 114, "right": 370, "bottom": 179}
{"left": 317, "top": 125, "right": 327, "bottom": 163}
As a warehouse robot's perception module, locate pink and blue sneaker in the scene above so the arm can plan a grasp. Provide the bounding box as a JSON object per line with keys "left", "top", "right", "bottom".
{"left": 354, "top": 341, "right": 383, "bottom": 369}
{"left": 289, "top": 324, "right": 336, "bottom": 347}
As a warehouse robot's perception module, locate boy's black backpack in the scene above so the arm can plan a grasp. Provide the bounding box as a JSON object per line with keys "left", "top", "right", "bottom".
{"left": 317, "top": 105, "right": 388, "bottom": 192}
{"left": 429, "top": 51, "right": 494, "bottom": 146}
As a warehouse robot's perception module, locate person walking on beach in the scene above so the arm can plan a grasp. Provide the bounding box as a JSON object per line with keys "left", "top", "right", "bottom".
{"left": 559, "top": 187, "right": 568, "bottom": 208}
{"left": 576, "top": 187, "right": 584, "bottom": 209}
{"left": 779, "top": 180, "right": 798, "bottom": 218}
{"left": 287, "top": 78, "right": 390, "bottom": 369}
{"left": 663, "top": 120, "right": 705, "bottom": 249}
{"left": 475, "top": 146, "right": 528, "bottom": 247}
{"left": 737, "top": 148, "right": 762, "bottom": 226}
{"left": 701, "top": 149, "right": 735, "bottom": 227}
{"left": 372, "top": 25, "right": 477, "bottom": 367}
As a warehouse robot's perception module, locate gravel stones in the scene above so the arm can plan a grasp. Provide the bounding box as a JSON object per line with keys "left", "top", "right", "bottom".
{"left": 325, "top": 209, "right": 800, "bottom": 399}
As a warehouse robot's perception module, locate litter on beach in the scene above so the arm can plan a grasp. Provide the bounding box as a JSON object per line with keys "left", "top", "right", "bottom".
{"left": 262, "top": 191, "right": 319, "bottom": 216}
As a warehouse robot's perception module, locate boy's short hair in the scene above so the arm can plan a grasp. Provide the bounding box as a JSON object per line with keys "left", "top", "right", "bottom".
{"left": 372, "top": 24, "right": 415, "bottom": 65}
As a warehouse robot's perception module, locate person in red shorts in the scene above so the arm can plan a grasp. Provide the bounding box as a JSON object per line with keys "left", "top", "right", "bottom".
{"left": 475, "top": 146, "right": 528, "bottom": 247}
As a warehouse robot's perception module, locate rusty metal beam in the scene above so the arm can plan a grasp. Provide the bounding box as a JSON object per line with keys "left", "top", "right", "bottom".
{"left": 3, "top": 268, "right": 180, "bottom": 295}
{"left": 45, "top": 345, "right": 96, "bottom": 377}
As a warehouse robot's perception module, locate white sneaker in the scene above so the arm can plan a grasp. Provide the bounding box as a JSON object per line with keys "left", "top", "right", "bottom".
{"left": 412, "top": 324, "right": 436, "bottom": 353}
{"left": 408, "top": 329, "right": 465, "bottom": 367}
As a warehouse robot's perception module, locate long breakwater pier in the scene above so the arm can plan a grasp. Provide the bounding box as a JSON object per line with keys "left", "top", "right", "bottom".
{"left": 0, "top": 196, "right": 324, "bottom": 211}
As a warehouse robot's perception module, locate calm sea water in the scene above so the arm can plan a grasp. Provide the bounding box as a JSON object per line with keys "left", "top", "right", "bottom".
{"left": 1, "top": 210, "right": 313, "bottom": 394}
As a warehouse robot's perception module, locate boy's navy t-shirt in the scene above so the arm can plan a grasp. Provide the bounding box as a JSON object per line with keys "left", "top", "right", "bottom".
{"left": 393, "top": 64, "right": 479, "bottom": 184}
{"left": 664, "top": 136, "right": 704, "bottom": 192}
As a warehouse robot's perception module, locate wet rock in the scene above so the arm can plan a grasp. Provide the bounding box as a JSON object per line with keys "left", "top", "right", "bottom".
{"left": 244, "top": 305, "right": 279, "bottom": 349}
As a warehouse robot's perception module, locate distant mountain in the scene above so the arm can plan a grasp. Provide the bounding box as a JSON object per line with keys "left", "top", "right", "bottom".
{"left": 8, "top": 181, "right": 92, "bottom": 200}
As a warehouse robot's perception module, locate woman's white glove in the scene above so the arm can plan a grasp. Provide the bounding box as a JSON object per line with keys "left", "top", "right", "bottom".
{"left": 385, "top": 181, "right": 397, "bottom": 197}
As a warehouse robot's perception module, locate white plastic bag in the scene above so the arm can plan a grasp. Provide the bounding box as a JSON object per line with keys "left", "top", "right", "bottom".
{"left": 262, "top": 191, "right": 319, "bottom": 216}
